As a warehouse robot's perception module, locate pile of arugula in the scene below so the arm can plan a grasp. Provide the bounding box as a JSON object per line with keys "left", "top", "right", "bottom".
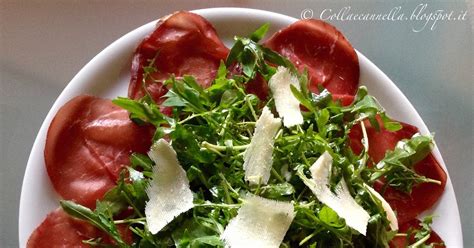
{"left": 60, "top": 24, "right": 441, "bottom": 248}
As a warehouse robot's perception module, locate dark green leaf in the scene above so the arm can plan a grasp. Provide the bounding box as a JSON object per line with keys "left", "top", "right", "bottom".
{"left": 290, "top": 84, "right": 314, "bottom": 112}
{"left": 112, "top": 96, "right": 167, "bottom": 126}
{"left": 260, "top": 183, "right": 295, "bottom": 199}
{"left": 380, "top": 113, "right": 402, "bottom": 132}
{"left": 130, "top": 153, "right": 153, "bottom": 171}
{"left": 261, "top": 46, "right": 296, "bottom": 72}
{"left": 60, "top": 200, "right": 102, "bottom": 227}
{"left": 225, "top": 39, "right": 244, "bottom": 66}
{"left": 319, "top": 206, "right": 345, "bottom": 228}
{"left": 249, "top": 23, "right": 270, "bottom": 42}
{"left": 60, "top": 200, "right": 128, "bottom": 247}
{"left": 171, "top": 124, "right": 216, "bottom": 164}
{"left": 172, "top": 218, "right": 223, "bottom": 248}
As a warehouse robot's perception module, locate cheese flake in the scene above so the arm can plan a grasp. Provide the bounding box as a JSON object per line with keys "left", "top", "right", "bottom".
{"left": 145, "top": 139, "right": 194, "bottom": 234}
{"left": 365, "top": 184, "right": 398, "bottom": 231}
{"left": 243, "top": 106, "right": 281, "bottom": 185}
{"left": 305, "top": 151, "right": 370, "bottom": 235}
{"left": 221, "top": 194, "right": 295, "bottom": 248}
{"left": 268, "top": 66, "right": 303, "bottom": 127}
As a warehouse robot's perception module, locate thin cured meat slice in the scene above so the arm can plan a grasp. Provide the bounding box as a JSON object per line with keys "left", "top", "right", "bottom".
{"left": 27, "top": 208, "right": 133, "bottom": 247}
{"left": 264, "top": 19, "right": 359, "bottom": 96}
{"left": 390, "top": 219, "right": 445, "bottom": 248}
{"left": 333, "top": 94, "right": 354, "bottom": 106}
{"left": 129, "top": 11, "right": 229, "bottom": 102}
{"left": 348, "top": 118, "right": 447, "bottom": 224}
{"left": 45, "top": 95, "right": 152, "bottom": 208}
{"left": 27, "top": 208, "right": 101, "bottom": 248}
{"left": 349, "top": 119, "right": 418, "bottom": 163}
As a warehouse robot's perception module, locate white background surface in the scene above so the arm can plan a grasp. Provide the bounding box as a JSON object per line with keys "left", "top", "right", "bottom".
{"left": 1, "top": 1, "right": 472, "bottom": 247}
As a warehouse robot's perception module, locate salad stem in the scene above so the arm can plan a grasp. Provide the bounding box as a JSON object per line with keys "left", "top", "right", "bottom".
{"left": 201, "top": 141, "right": 249, "bottom": 151}
{"left": 114, "top": 217, "right": 146, "bottom": 225}
{"left": 271, "top": 167, "right": 286, "bottom": 183}
{"left": 408, "top": 233, "right": 431, "bottom": 248}
{"left": 194, "top": 202, "right": 241, "bottom": 208}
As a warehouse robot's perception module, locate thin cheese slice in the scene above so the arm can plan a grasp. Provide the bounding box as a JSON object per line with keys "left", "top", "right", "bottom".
{"left": 145, "top": 139, "right": 194, "bottom": 234}
{"left": 221, "top": 194, "right": 295, "bottom": 248}
{"left": 243, "top": 106, "right": 281, "bottom": 185}
{"left": 305, "top": 151, "right": 370, "bottom": 235}
{"left": 365, "top": 184, "right": 398, "bottom": 231}
{"left": 268, "top": 66, "right": 303, "bottom": 127}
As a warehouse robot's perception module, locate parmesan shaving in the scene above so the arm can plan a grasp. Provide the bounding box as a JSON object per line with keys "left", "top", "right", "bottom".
{"left": 145, "top": 139, "right": 194, "bottom": 234}
{"left": 365, "top": 184, "right": 398, "bottom": 231}
{"left": 305, "top": 151, "right": 370, "bottom": 235}
{"left": 268, "top": 66, "right": 303, "bottom": 127}
{"left": 243, "top": 106, "right": 281, "bottom": 185}
{"left": 221, "top": 194, "right": 295, "bottom": 248}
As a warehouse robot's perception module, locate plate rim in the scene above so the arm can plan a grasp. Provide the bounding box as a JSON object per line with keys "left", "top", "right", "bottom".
{"left": 18, "top": 7, "right": 463, "bottom": 247}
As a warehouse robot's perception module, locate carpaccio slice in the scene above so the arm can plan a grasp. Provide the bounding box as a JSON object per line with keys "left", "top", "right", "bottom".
{"left": 390, "top": 219, "right": 445, "bottom": 248}
{"left": 349, "top": 118, "right": 447, "bottom": 224}
{"left": 27, "top": 208, "right": 133, "bottom": 247}
{"left": 45, "top": 95, "right": 153, "bottom": 208}
{"left": 333, "top": 94, "right": 354, "bottom": 106}
{"left": 264, "top": 19, "right": 359, "bottom": 96}
{"left": 128, "top": 11, "right": 229, "bottom": 102}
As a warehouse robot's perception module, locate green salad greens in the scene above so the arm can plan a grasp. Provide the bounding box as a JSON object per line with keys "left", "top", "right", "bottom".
{"left": 60, "top": 25, "right": 440, "bottom": 248}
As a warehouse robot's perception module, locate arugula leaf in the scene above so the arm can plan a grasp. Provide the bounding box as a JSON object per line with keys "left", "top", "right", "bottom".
{"left": 379, "top": 113, "right": 403, "bottom": 132}
{"left": 259, "top": 182, "right": 295, "bottom": 200}
{"left": 290, "top": 79, "right": 333, "bottom": 114}
{"left": 249, "top": 23, "right": 269, "bottom": 42}
{"left": 399, "top": 216, "right": 443, "bottom": 247}
{"left": 414, "top": 216, "right": 433, "bottom": 241}
{"left": 343, "top": 86, "right": 402, "bottom": 132}
{"left": 370, "top": 134, "right": 440, "bottom": 193}
{"left": 99, "top": 185, "right": 129, "bottom": 216}
{"left": 60, "top": 200, "right": 129, "bottom": 247}
{"left": 171, "top": 218, "right": 223, "bottom": 248}
{"left": 171, "top": 124, "right": 217, "bottom": 164}
{"left": 112, "top": 96, "right": 168, "bottom": 127}
{"left": 130, "top": 153, "right": 154, "bottom": 172}
{"left": 226, "top": 39, "right": 244, "bottom": 67}
{"left": 225, "top": 24, "right": 296, "bottom": 82}
{"left": 163, "top": 76, "right": 210, "bottom": 113}
{"left": 290, "top": 84, "right": 314, "bottom": 112}
{"left": 319, "top": 206, "right": 345, "bottom": 228}
{"left": 206, "top": 61, "right": 234, "bottom": 101}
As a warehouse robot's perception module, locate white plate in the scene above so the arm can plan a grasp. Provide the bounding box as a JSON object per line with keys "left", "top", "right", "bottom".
{"left": 18, "top": 8, "right": 463, "bottom": 247}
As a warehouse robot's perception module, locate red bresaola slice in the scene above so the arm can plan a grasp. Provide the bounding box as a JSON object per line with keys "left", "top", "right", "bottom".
{"left": 264, "top": 19, "right": 359, "bottom": 96}
{"left": 45, "top": 95, "right": 152, "bottom": 208}
{"left": 27, "top": 208, "right": 101, "bottom": 248}
{"left": 129, "top": 11, "right": 229, "bottom": 102}
{"left": 349, "top": 118, "right": 418, "bottom": 163}
{"left": 390, "top": 219, "right": 445, "bottom": 248}
{"left": 348, "top": 118, "right": 447, "bottom": 224}
{"left": 333, "top": 94, "right": 354, "bottom": 106}
{"left": 27, "top": 208, "right": 133, "bottom": 247}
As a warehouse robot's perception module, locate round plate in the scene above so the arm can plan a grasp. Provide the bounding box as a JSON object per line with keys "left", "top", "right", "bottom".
{"left": 19, "top": 8, "right": 463, "bottom": 247}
